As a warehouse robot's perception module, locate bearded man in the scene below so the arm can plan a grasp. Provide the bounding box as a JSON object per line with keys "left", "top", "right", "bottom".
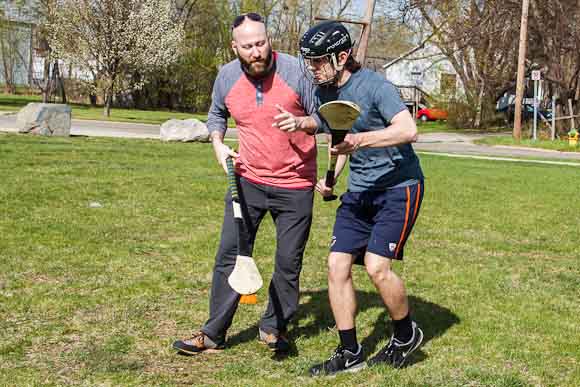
{"left": 172, "top": 12, "right": 321, "bottom": 355}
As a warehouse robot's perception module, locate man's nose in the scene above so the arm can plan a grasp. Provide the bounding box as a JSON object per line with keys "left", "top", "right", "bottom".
{"left": 250, "top": 46, "right": 261, "bottom": 58}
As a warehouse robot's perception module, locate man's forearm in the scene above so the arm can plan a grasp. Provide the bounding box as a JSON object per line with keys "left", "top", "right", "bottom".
{"left": 210, "top": 131, "right": 227, "bottom": 162}
{"left": 334, "top": 154, "right": 348, "bottom": 179}
{"left": 356, "top": 123, "right": 417, "bottom": 148}
{"left": 354, "top": 109, "right": 417, "bottom": 149}
{"left": 210, "top": 130, "right": 225, "bottom": 146}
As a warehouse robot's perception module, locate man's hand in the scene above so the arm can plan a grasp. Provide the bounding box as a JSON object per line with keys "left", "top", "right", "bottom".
{"left": 273, "top": 104, "right": 307, "bottom": 132}
{"left": 331, "top": 133, "right": 362, "bottom": 155}
{"left": 212, "top": 134, "right": 239, "bottom": 173}
{"left": 315, "top": 178, "right": 334, "bottom": 198}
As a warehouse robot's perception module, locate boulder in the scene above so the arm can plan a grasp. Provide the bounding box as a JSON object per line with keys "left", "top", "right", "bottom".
{"left": 17, "top": 103, "right": 72, "bottom": 137}
{"left": 160, "top": 118, "right": 209, "bottom": 142}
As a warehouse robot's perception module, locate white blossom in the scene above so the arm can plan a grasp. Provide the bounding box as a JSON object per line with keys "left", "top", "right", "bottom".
{"left": 48, "top": 0, "right": 185, "bottom": 113}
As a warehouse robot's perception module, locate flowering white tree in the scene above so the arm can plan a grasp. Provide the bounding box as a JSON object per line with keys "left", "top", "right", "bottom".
{"left": 49, "top": 0, "right": 184, "bottom": 116}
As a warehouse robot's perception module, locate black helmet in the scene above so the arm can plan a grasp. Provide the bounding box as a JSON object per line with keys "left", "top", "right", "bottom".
{"left": 299, "top": 21, "right": 353, "bottom": 86}
{"left": 299, "top": 21, "right": 352, "bottom": 59}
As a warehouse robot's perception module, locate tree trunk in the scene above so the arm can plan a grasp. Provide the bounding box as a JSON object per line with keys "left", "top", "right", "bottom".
{"left": 556, "top": 103, "right": 565, "bottom": 135}
{"left": 42, "top": 59, "right": 51, "bottom": 103}
{"left": 52, "top": 61, "right": 67, "bottom": 104}
{"left": 0, "top": 38, "right": 16, "bottom": 94}
{"left": 474, "top": 79, "right": 485, "bottom": 128}
{"left": 104, "top": 91, "right": 112, "bottom": 117}
{"left": 28, "top": 25, "right": 34, "bottom": 87}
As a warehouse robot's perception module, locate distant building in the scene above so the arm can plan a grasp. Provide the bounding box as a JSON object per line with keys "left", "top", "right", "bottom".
{"left": 382, "top": 44, "right": 463, "bottom": 101}
{"left": 0, "top": 0, "right": 39, "bottom": 86}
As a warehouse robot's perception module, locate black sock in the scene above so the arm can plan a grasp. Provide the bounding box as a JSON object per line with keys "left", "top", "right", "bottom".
{"left": 338, "top": 328, "right": 358, "bottom": 353}
{"left": 393, "top": 313, "right": 413, "bottom": 343}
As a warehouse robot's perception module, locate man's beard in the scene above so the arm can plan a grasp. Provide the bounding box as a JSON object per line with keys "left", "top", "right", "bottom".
{"left": 239, "top": 48, "right": 273, "bottom": 78}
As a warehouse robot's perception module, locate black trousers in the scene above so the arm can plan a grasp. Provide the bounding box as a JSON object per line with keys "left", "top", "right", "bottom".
{"left": 201, "top": 177, "right": 313, "bottom": 342}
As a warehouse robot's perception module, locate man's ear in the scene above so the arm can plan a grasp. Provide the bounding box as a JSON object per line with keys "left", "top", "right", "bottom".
{"left": 338, "top": 51, "right": 349, "bottom": 66}
{"left": 231, "top": 41, "right": 238, "bottom": 56}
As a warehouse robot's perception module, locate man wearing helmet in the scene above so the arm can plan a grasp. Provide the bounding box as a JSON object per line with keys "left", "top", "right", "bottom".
{"left": 290, "top": 20, "right": 425, "bottom": 376}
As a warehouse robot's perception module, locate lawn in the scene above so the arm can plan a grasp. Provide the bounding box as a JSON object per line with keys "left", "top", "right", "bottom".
{"left": 475, "top": 135, "right": 580, "bottom": 153}
{"left": 0, "top": 93, "right": 506, "bottom": 136}
{"left": 416, "top": 120, "right": 450, "bottom": 133}
{"left": 1, "top": 133, "right": 579, "bottom": 387}
{"left": 0, "top": 93, "right": 453, "bottom": 131}
{"left": 0, "top": 93, "right": 43, "bottom": 112}
{"left": 0, "top": 93, "right": 209, "bottom": 125}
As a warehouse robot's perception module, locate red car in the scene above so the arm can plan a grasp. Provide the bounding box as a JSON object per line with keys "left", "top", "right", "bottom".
{"left": 417, "top": 104, "right": 448, "bottom": 122}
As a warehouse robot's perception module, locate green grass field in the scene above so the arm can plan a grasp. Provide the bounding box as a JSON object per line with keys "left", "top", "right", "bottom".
{"left": 0, "top": 93, "right": 208, "bottom": 125}
{"left": 415, "top": 121, "right": 452, "bottom": 133}
{"left": 475, "top": 135, "right": 580, "bottom": 153}
{"left": 1, "top": 133, "right": 579, "bottom": 386}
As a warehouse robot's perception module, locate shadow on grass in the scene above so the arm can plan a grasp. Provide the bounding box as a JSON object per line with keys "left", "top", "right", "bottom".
{"left": 227, "top": 289, "right": 459, "bottom": 364}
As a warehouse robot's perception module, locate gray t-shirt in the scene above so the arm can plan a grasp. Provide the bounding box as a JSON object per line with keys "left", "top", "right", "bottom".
{"left": 316, "top": 68, "right": 424, "bottom": 191}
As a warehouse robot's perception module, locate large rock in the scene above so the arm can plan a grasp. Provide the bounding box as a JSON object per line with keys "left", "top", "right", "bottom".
{"left": 160, "top": 118, "right": 209, "bottom": 142}
{"left": 17, "top": 103, "right": 72, "bottom": 137}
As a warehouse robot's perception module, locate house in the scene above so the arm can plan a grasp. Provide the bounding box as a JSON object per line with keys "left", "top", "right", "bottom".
{"left": 382, "top": 43, "right": 463, "bottom": 103}
{"left": 0, "top": 0, "right": 39, "bottom": 87}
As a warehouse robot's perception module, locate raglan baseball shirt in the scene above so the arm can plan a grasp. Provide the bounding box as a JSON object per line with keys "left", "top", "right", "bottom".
{"left": 206, "top": 52, "right": 320, "bottom": 189}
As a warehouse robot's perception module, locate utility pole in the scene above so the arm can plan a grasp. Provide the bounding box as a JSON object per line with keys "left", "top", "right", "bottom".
{"left": 356, "top": 0, "right": 376, "bottom": 64}
{"left": 513, "top": 0, "right": 530, "bottom": 141}
{"left": 314, "top": 0, "right": 376, "bottom": 64}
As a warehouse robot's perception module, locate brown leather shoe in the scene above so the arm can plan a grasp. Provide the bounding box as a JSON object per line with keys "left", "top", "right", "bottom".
{"left": 258, "top": 328, "right": 290, "bottom": 353}
{"left": 172, "top": 331, "right": 224, "bottom": 355}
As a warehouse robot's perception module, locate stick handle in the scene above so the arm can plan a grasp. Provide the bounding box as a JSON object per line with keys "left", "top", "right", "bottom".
{"left": 323, "top": 154, "right": 338, "bottom": 202}
{"left": 226, "top": 157, "right": 238, "bottom": 200}
{"left": 323, "top": 130, "right": 348, "bottom": 202}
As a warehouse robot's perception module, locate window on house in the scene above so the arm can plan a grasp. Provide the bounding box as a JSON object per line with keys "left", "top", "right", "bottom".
{"left": 440, "top": 73, "right": 457, "bottom": 95}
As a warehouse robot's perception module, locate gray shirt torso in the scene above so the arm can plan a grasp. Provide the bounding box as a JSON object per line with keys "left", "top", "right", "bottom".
{"left": 316, "top": 68, "right": 424, "bottom": 191}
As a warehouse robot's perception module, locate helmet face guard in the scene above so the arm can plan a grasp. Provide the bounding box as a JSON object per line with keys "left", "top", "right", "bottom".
{"left": 299, "top": 52, "right": 350, "bottom": 86}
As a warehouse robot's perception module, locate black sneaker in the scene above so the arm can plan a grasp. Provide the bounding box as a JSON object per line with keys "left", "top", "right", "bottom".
{"left": 367, "top": 321, "right": 423, "bottom": 368}
{"left": 258, "top": 328, "right": 290, "bottom": 353}
{"left": 309, "top": 344, "right": 365, "bottom": 376}
{"left": 172, "top": 331, "right": 224, "bottom": 355}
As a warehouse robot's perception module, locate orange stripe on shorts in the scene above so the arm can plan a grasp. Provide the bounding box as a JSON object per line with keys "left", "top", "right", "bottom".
{"left": 395, "top": 186, "right": 411, "bottom": 257}
{"left": 411, "top": 182, "right": 422, "bottom": 226}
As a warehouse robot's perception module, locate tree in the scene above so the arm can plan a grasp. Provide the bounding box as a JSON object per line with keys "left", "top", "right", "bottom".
{"left": 48, "top": 0, "right": 184, "bottom": 116}
{"left": 398, "top": 0, "right": 523, "bottom": 128}
{"left": 392, "top": 0, "right": 580, "bottom": 131}
{"left": 129, "top": 0, "right": 234, "bottom": 112}
{"left": 367, "top": 15, "right": 414, "bottom": 60}
{"left": 528, "top": 0, "right": 580, "bottom": 134}
{"left": 30, "top": 0, "right": 62, "bottom": 103}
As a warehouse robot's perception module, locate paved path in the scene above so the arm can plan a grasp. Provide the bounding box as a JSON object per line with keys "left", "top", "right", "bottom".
{"left": 413, "top": 132, "right": 580, "bottom": 161}
{"left": 2, "top": 113, "right": 580, "bottom": 162}
{"left": 0, "top": 113, "right": 240, "bottom": 139}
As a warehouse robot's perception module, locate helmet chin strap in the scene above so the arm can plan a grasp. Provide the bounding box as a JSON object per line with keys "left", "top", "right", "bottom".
{"left": 306, "top": 50, "right": 350, "bottom": 87}
{"left": 322, "top": 52, "right": 345, "bottom": 87}
{"left": 330, "top": 53, "right": 344, "bottom": 72}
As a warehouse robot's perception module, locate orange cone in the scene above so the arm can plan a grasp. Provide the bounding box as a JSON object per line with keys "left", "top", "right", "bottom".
{"left": 240, "top": 293, "right": 258, "bottom": 304}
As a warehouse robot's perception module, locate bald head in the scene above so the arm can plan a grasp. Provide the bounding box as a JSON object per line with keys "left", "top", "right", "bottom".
{"left": 231, "top": 17, "right": 272, "bottom": 78}
{"left": 232, "top": 18, "right": 267, "bottom": 42}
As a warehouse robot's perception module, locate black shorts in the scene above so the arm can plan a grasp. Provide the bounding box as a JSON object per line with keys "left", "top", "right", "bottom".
{"left": 330, "top": 182, "right": 424, "bottom": 264}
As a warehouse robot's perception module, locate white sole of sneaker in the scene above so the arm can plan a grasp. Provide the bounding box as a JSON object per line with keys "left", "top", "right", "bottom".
{"left": 345, "top": 362, "right": 367, "bottom": 373}
{"left": 315, "top": 362, "right": 367, "bottom": 378}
